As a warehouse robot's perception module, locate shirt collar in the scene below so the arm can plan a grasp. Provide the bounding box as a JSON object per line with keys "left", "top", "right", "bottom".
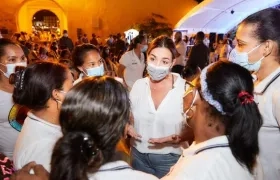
{"left": 183, "top": 135, "right": 229, "bottom": 156}
{"left": 254, "top": 67, "right": 280, "bottom": 93}
{"left": 131, "top": 49, "right": 143, "bottom": 60}
{"left": 27, "top": 112, "right": 61, "bottom": 130}
{"left": 98, "top": 160, "right": 130, "bottom": 171}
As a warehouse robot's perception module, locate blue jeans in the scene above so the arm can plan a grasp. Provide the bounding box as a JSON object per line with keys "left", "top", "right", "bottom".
{"left": 131, "top": 147, "right": 180, "bottom": 178}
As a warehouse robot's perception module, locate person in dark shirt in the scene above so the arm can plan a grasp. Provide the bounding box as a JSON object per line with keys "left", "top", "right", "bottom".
{"left": 187, "top": 31, "right": 209, "bottom": 70}
{"left": 114, "top": 33, "right": 126, "bottom": 56}
{"left": 90, "top": 33, "right": 98, "bottom": 46}
{"left": 58, "top": 30, "right": 74, "bottom": 52}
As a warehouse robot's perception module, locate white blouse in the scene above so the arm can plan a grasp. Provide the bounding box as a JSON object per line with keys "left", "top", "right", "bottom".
{"left": 130, "top": 73, "right": 186, "bottom": 155}
{"left": 254, "top": 67, "right": 280, "bottom": 180}
{"left": 162, "top": 136, "right": 253, "bottom": 180}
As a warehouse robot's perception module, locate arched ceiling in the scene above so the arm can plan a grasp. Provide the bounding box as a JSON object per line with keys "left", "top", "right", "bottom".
{"left": 175, "top": 0, "right": 280, "bottom": 34}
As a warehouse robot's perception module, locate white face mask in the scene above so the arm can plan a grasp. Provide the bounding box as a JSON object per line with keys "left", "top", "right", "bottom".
{"left": 147, "top": 63, "right": 170, "bottom": 81}
{"left": 84, "top": 64, "right": 104, "bottom": 77}
{"left": 141, "top": 45, "right": 148, "bottom": 52}
{"left": 0, "top": 62, "right": 27, "bottom": 78}
{"left": 229, "top": 45, "right": 264, "bottom": 72}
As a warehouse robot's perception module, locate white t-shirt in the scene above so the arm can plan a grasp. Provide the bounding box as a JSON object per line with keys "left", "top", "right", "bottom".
{"left": 0, "top": 90, "right": 19, "bottom": 160}
{"left": 119, "top": 50, "right": 145, "bottom": 89}
{"left": 254, "top": 67, "right": 280, "bottom": 180}
{"left": 13, "top": 112, "right": 62, "bottom": 172}
{"left": 175, "top": 41, "right": 187, "bottom": 66}
{"left": 89, "top": 160, "right": 158, "bottom": 180}
{"left": 162, "top": 136, "right": 253, "bottom": 180}
{"left": 130, "top": 74, "right": 186, "bottom": 155}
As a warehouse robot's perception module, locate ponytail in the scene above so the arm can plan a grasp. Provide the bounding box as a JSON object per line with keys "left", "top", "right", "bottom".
{"left": 50, "top": 132, "right": 103, "bottom": 180}
{"left": 10, "top": 62, "right": 68, "bottom": 111}
{"left": 225, "top": 99, "right": 262, "bottom": 173}
{"left": 199, "top": 61, "right": 263, "bottom": 174}
{"left": 9, "top": 66, "right": 28, "bottom": 105}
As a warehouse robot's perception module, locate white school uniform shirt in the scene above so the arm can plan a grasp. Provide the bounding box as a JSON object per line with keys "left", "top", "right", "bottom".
{"left": 254, "top": 67, "right": 280, "bottom": 180}
{"left": 119, "top": 50, "right": 145, "bottom": 89}
{"left": 162, "top": 136, "right": 253, "bottom": 180}
{"left": 13, "top": 112, "right": 62, "bottom": 172}
{"left": 89, "top": 160, "right": 158, "bottom": 180}
{"left": 0, "top": 90, "right": 19, "bottom": 160}
{"left": 130, "top": 73, "right": 186, "bottom": 155}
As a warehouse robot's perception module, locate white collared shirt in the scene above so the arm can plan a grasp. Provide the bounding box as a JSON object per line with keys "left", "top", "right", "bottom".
{"left": 254, "top": 67, "right": 280, "bottom": 180}
{"left": 13, "top": 112, "right": 62, "bottom": 171}
{"left": 130, "top": 74, "right": 186, "bottom": 155}
{"left": 89, "top": 160, "right": 158, "bottom": 180}
{"left": 119, "top": 50, "right": 145, "bottom": 89}
{"left": 162, "top": 136, "right": 253, "bottom": 180}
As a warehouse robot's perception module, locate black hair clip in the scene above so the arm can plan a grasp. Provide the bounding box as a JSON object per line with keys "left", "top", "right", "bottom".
{"left": 80, "top": 135, "right": 99, "bottom": 158}
{"left": 19, "top": 70, "right": 26, "bottom": 90}
{"left": 14, "top": 71, "right": 21, "bottom": 89}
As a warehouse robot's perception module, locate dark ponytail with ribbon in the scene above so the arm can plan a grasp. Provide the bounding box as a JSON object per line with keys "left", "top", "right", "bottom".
{"left": 199, "top": 61, "right": 262, "bottom": 174}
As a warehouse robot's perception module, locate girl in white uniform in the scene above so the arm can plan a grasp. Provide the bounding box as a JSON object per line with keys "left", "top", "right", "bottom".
{"left": 163, "top": 61, "right": 262, "bottom": 180}
{"left": 12, "top": 62, "right": 73, "bottom": 171}
{"left": 0, "top": 38, "right": 27, "bottom": 159}
{"left": 50, "top": 76, "right": 157, "bottom": 180}
{"left": 229, "top": 8, "right": 280, "bottom": 180}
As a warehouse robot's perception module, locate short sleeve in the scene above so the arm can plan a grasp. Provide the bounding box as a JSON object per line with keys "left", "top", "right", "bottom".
{"left": 17, "top": 140, "right": 55, "bottom": 172}
{"left": 119, "top": 53, "right": 130, "bottom": 67}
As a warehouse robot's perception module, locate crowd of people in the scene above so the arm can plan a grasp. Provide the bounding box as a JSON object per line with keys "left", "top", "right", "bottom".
{"left": 0, "top": 7, "right": 279, "bottom": 180}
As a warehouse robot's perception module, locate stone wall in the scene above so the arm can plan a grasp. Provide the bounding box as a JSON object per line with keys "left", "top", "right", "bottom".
{"left": 0, "top": 0, "right": 196, "bottom": 40}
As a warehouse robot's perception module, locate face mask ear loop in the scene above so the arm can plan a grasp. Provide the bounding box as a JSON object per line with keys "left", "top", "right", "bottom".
{"left": 81, "top": 69, "right": 88, "bottom": 77}
{"left": 247, "top": 44, "right": 261, "bottom": 54}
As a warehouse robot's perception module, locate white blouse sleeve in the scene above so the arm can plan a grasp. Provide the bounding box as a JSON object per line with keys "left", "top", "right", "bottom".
{"left": 272, "top": 90, "right": 280, "bottom": 127}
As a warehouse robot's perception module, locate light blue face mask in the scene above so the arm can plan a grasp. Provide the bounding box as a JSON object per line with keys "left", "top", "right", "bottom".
{"left": 141, "top": 45, "right": 148, "bottom": 52}
{"left": 229, "top": 45, "right": 264, "bottom": 72}
{"left": 85, "top": 64, "right": 104, "bottom": 77}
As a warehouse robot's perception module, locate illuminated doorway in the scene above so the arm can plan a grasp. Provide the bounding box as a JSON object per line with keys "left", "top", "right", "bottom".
{"left": 17, "top": 0, "right": 67, "bottom": 36}
{"left": 32, "top": 10, "right": 60, "bottom": 40}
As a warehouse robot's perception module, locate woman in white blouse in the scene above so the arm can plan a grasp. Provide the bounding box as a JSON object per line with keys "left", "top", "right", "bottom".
{"left": 163, "top": 61, "right": 262, "bottom": 180}
{"left": 128, "top": 35, "right": 187, "bottom": 178}
{"left": 229, "top": 8, "right": 280, "bottom": 180}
